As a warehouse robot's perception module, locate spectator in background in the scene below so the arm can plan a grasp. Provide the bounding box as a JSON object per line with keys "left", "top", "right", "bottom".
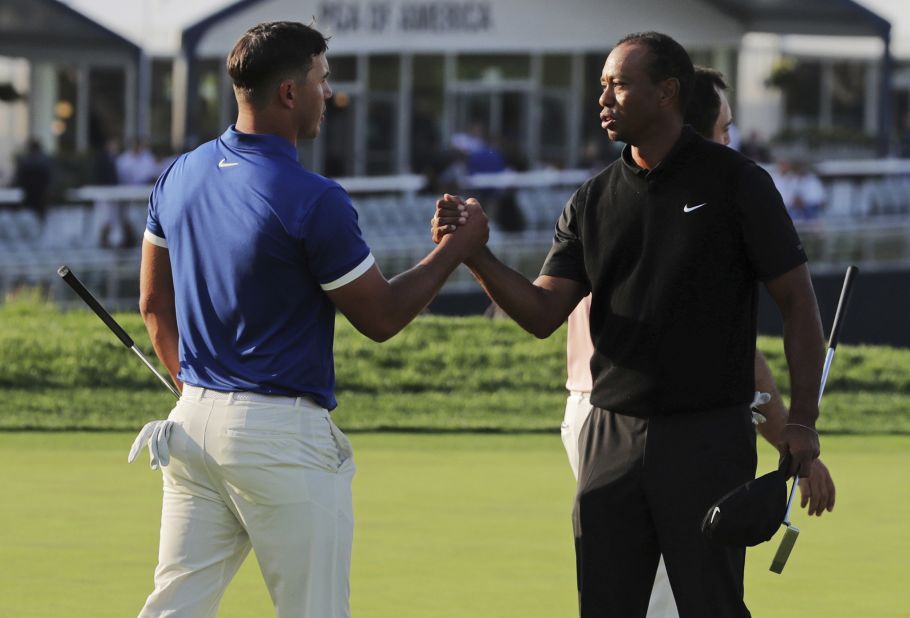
{"left": 12, "top": 139, "right": 52, "bottom": 220}
{"left": 774, "top": 159, "right": 826, "bottom": 222}
{"left": 91, "top": 138, "right": 119, "bottom": 186}
{"left": 91, "top": 138, "right": 132, "bottom": 249}
{"left": 467, "top": 124, "right": 508, "bottom": 175}
{"left": 449, "top": 124, "right": 525, "bottom": 232}
{"left": 740, "top": 130, "right": 772, "bottom": 163}
{"left": 450, "top": 123, "right": 508, "bottom": 176}
{"left": 116, "top": 139, "right": 159, "bottom": 185}
{"left": 436, "top": 131, "right": 478, "bottom": 191}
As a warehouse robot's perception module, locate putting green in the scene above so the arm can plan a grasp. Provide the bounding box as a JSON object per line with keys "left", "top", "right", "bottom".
{"left": 0, "top": 433, "right": 906, "bottom": 617}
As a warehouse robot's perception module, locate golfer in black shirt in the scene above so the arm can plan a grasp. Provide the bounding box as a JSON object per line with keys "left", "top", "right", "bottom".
{"left": 432, "top": 32, "right": 825, "bottom": 618}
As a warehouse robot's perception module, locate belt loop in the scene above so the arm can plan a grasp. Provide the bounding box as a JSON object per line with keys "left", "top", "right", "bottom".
{"left": 294, "top": 397, "right": 302, "bottom": 408}
{"left": 195, "top": 387, "right": 205, "bottom": 401}
{"left": 227, "top": 392, "right": 235, "bottom": 404}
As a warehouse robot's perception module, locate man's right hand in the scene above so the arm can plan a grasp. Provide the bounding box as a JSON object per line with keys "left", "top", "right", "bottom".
{"left": 799, "top": 458, "right": 836, "bottom": 516}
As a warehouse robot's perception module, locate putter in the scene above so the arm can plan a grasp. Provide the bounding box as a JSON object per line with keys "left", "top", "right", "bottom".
{"left": 769, "top": 264, "right": 858, "bottom": 574}
{"left": 57, "top": 265, "right": 180, "bottom": 399}
{"left": 769, "top": 474, "right": 801, "bottom": 573}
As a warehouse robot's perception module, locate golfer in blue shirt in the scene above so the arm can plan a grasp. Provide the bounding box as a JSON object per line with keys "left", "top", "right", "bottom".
{"left": 133, "top": 21, "right": 488, "bottom": 618}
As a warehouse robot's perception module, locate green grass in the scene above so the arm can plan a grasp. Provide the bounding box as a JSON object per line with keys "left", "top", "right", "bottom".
{"left": 1, "top": 298, "right": 909, "bottom": 433}
{"left": 0, "top": 432, "right": 907, "bottom": 617}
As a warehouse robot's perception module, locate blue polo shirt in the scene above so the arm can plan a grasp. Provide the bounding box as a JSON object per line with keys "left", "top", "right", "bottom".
{"left": 145, "top": 126, "right": 374, "bottom": 409}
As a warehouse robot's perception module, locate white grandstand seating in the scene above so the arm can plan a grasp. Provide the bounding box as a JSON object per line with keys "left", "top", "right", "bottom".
{"left": 0, "top": 188, "right": 24, "bottom": 204}
{"left": 816, "top": 159, "right": 910, "bottom": 220}
{"left": 3, "top": 165, "right": 910, "bottom": 305}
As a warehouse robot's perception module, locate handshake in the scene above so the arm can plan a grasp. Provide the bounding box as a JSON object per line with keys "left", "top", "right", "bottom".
{"left": 430, "top": 193, "right": 490, "bottom": 260}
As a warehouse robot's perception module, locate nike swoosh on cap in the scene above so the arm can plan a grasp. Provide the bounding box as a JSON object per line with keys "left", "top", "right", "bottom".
{"left": 218, "top": 158, "right": 240, "bottom": 168}
{"left": 683, "top": 202, "right": 707, "bottom": 213}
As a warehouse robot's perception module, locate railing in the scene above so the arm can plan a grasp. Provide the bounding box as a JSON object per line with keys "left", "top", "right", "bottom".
{"left": 0, "top": 188, "right": 23, "bottom": 204}
{"left": 2, "top": 166, "right": 910, "bottom": 309}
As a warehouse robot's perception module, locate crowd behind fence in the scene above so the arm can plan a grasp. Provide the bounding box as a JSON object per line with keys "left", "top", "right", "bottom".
{"left": 1, "top": 163, "right": 910, "bottom": 310}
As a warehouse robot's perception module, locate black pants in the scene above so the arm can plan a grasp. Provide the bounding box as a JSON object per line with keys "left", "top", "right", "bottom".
{"left": 574, "top": 405, "right": 757, "bottom": 618}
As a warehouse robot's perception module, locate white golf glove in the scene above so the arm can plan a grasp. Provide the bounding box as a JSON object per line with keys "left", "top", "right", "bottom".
{"left": 128, "top": 420, "right": 175, "bottom": 470}
{"left": 750, "top": 391, "right": 771, "bottom": 425}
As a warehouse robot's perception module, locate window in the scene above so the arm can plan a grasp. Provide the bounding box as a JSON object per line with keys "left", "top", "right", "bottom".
{"left": 410, "top": 55, "right": 444, "bottom": 174}
{"left": 88, "top": 67, "right": 126, "bottom": 146}
{"left": 831, "top": 61, "right": 865, "bottom": 131}
{"left": 457, "top": 55, "right": 529, "bottom": 81}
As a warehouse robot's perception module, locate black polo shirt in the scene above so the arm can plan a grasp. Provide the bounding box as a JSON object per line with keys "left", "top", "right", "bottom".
{"left": 541, "top": 127, "right": 806, "bottom": 417}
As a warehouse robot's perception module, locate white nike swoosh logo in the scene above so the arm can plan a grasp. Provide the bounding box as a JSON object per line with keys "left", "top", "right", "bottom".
{"left": 683, "top": 202, "right": 707, "bottom": 213}
{"left": 218, "top": 158, "right": 239, "bottom": 168}
{"left": 710, "top": 506, "right": 721, "bottom": 524}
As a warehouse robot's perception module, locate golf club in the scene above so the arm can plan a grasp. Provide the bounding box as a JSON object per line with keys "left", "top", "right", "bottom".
{"left": 57, "top": 265, "right": 180, "bottom": 400}
{"left": 770, "top": 264, "right": 858, "bottom": 574}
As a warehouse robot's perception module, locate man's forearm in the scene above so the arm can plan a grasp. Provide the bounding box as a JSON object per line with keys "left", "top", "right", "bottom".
{"left": 754, "top": 349, "right": 788, "bottom": 445}
{"left": 780, "top": 299, "right": 825, "bottom": 425}
{"left": 143, "top": 310, "right": 182, "bottom": 391}
{"left": 466, "top": 248, "right": 572, "bottom": 338}
{"left": 381, "top": 242, "right": 467, "bottom": 336}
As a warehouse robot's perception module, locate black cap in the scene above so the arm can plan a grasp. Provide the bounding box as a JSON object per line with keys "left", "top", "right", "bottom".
{"left": 700, "top": 455, "right": 790, "bottom": 547}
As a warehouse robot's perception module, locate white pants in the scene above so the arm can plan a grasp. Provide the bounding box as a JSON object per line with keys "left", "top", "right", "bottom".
{"left": 561, "top": 392, "right": 680, "bottom": 618}
{"left": 138, "top": 386, "right": 356, "bottom": 618}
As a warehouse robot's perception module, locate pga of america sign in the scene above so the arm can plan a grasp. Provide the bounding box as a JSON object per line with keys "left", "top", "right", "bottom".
{"left": 318, "top": 1, "right": 493, "bottom": 34}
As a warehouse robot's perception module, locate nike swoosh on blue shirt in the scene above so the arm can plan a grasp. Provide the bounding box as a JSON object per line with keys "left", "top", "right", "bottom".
{"left": 683, "top": 202, "right": 707, "bottom": 213}
{"left": 218, "top": 158, "right": 240, "bottom": 168}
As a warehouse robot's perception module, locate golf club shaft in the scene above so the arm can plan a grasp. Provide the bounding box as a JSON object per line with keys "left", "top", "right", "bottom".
{"left": 58, "top": 265, "right": 180, "bottom": 400}
{"left": 771, "top": 265, "right": 858, "bottom": 574}
{"left": 796, "top": 265, "right": 858, "bottom": 515}
{"left": 131, "top": 345, "right": 181, "bottom": 399}
{"left": 827, "top": 265, "right": 859, "bottom": 351}
{"left": 782, "top": 473, "right": 799, "bottom": 525}
{"left": 818, "top": 348, "right": 835, "bottom": 406}
{"left": 817, "top": 265, "right": 858, "bottom": 405}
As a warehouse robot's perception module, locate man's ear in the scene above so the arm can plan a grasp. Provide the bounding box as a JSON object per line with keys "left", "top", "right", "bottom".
{"left": 279, "top": 79, "right": 296, "bottom": 109}
{"left": 658, "top": 77, "right": 680, "bottom": 110}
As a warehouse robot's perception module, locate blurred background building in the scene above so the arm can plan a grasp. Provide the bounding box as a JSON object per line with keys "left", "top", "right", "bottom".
{"left": 1, "top": 0, "right": 909, "bottom": 344}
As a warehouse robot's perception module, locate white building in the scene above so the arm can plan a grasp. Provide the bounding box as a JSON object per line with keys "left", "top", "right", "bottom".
{"left": 0, "top": 0, "right": 144, "bottom": 182}
{"left": 0, "top": 0, "right": 899, "bottom": 182}
{"left": 172, "top": 0, "right": 896, "bottom": 174}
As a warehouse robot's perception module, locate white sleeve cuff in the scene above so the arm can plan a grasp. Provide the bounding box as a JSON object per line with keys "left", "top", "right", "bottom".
{"left": 320, "top": 254, "right": 375, "bottom": 291}
{"left": 144, "top": 229, "right": 168, "bottom": 249}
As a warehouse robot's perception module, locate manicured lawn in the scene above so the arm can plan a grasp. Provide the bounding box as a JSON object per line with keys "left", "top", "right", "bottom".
{"left": 1, "top": 432, "right": 907, "bottom": 617}
{"left": 2, "top": 299, "right": 909, "bottom": 434}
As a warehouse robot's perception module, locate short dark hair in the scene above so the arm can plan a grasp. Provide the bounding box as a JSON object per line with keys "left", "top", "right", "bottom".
{"left": 616, "top": 31, "right": 694, "bottom": 113}
{"left": 227, "top": 21, "right": 329, "bottom": 107}
{"left": 685, "top": 67, "right": 728, "bottom": 139}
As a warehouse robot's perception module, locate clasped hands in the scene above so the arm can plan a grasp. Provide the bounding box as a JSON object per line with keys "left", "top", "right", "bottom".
{"left": 431, "top": 194, "right": 488, "bottom": 256}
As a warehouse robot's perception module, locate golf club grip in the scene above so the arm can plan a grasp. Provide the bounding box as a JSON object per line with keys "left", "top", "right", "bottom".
{"left": 57, "top": 265, "right": 135, "bottom": 348}
{"left": 827, "top": 265, "right": 858, "bottom": 350}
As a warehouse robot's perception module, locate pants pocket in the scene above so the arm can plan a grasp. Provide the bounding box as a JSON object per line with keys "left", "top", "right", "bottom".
{"left": 326, "top": 415, "right": 354, "bottom": 470}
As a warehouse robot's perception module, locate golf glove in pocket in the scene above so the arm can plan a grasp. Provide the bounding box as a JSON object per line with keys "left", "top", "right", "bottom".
{"left": 750, "top": 391, "right": 771, "bottom": 424}
{"left": 128, "top": 420, "right": 175, "bottom": 470}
